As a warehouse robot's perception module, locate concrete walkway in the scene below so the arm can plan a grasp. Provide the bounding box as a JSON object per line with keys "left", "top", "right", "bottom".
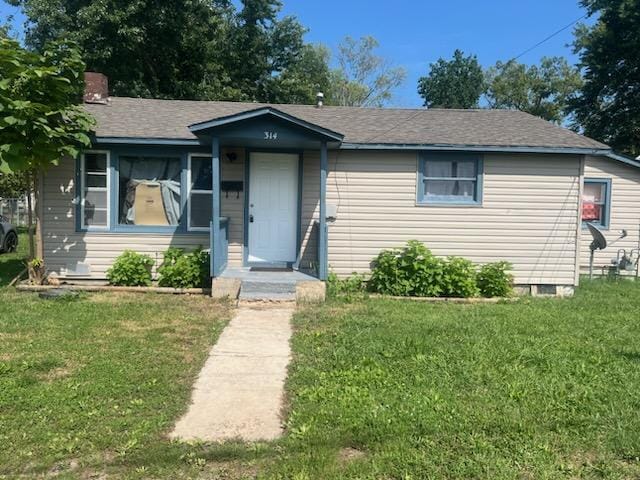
{"left": 170, "top": 306, "right": 294, "bottom": 442}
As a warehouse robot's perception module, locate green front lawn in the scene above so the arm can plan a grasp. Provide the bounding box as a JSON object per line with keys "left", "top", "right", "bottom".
{"left": 0, "top": 227, "right": 29, "bottom": 286}
{"left": 0, "top": 290, "right": 234, "bottom": 478}
{"left": 281, "top": 280, "right": 640, "bottom": 479}
{"left": 1, "top": 280, "right": 639, "bottom": 478}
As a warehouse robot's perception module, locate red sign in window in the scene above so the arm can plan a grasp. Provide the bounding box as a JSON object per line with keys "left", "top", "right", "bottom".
{"left": 582, "top": 202, "right": 601, "bottom": 221}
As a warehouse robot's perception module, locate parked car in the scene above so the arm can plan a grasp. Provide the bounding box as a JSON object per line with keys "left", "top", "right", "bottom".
{"left": 0, "top": 215, "right": 18, "bottom": 254}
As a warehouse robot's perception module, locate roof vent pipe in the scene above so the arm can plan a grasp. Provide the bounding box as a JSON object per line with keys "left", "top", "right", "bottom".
{"left": 316, "top": 91, "right": 324, "bottom": 108}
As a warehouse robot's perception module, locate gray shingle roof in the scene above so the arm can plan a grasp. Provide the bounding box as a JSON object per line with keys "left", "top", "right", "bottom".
{"left": 85, "top": 97, "right": 609, "bottom": 151}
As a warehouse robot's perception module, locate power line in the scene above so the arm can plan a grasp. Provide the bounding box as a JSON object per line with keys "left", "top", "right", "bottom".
{"left": 510, "top": 13, "right": 588, "bottom": 62}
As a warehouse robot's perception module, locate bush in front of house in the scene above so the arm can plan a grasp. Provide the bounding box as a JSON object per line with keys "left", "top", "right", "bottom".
{"left": 106, "top": 250, "right": 154, "bottom": 286}
{"left": 367, "top": 241, "right": 513, "bottom": 298}
{"left": 157, "top": 247, "right": 210, "bottom": 289}
{"left": 369, "top": 240, "right": 446, "bottom": 297}
{"left": 477, "top": 261, "right": 514, "bottom": 298}
{"left": 441, "top": 256, "right": 480, "bottom": 298}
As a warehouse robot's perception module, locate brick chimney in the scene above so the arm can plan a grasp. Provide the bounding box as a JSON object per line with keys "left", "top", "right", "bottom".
{"left": 83, "top": 72, "right": 109, "bottom": 104}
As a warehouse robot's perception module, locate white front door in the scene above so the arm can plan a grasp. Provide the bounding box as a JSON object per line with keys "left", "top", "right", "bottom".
{"left": 248, "top": 152, "right": 298, "bottom": 264}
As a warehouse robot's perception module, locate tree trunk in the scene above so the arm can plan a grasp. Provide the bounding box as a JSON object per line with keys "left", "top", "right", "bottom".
{"left": 26, "top": 172, "right": 35, "bottom": 260}
{"left": 35, "top": 171, "right": 43, "bottom": 260}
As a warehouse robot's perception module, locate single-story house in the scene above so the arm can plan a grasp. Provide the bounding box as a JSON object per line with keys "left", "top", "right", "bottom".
{"left": 40, "top": 73, "right": 640, "bottom": 294}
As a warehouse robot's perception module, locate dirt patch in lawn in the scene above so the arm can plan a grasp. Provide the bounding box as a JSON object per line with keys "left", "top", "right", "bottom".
{"left": 37, "top": 365, "right": 76, "bottom": 383}
{"left": 337, "top": 447, "right": 366, "bottom": 465}
{"left": 119, "top": 320, "right": 158, "bottom": 333}
{"left": 87, "top": 292, "right": 136, "bottom": 304}
{"left": 567, "top": 450, "right": 600, "bottom": 468}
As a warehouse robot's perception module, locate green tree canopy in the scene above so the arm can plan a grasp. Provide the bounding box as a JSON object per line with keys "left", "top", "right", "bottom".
{"left": 417, "top": 49, "right": 485, "bottom": 108}
{"left": 326, "top": 36, "right": 406, "bottom": 107}
{"left": 6, "top": 0, "right": 330, "bottom": 104}
{"left": 570, "top": 0, "right": 640, "bottom": 156}
{"left": 0, "top": 172, "right": 30, "bottom": 198}
{"left": 7, "top": 0, "right": 234, "bottom": 99}
{"left": 485, "top": 57, "right": 583, "bottom": 123}
{"left": 225, "top": 0, "right": 325, "bottom": 103}
{"left": 0, "top": 37, "right": 94, "bottom": 257}
{"left": 267, "top": 44, "right": 332, "bottom": 105}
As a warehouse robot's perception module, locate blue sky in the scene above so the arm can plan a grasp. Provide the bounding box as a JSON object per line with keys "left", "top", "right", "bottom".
{"left": 1, "top": 0, "right": 594, "bottom": 107}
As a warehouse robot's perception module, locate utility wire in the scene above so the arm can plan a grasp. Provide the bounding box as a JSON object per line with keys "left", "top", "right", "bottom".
{"left": 510, "top": 13, "right": 588, "bottom": 62}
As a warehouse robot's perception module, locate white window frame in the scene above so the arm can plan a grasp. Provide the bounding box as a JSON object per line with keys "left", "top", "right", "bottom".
{"left": 80, "top": 150, "right": 110, "bottom": 230}
{"left": 187, "top": 153, "right": 213, "bottom": 232}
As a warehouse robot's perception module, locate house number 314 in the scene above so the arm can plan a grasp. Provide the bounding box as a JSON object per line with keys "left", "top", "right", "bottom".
{"left": 264, "top": 131, "right": 278, "bottom": 140}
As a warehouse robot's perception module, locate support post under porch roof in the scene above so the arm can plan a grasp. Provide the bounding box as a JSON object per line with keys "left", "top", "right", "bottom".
{"left": 210, "top": 136, "right": 222, "bottom": 277}
{"left": 318, "top": 141, "right": 328, "bottom": 281}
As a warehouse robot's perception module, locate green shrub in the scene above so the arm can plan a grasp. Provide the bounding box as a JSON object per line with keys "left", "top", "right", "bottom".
{"left": 327, "top": 271, "right": 367, "bottom": 298}
{"left": 369, "top": 240, "right": 446, "bottom": 297}
{"left": 106, "top": 250, "right": 154, "bottom": 286}
{"left": 477, "top": 261, "right": 514, "bottom": 297}
{"left": 441, "top": 256, "right": 480, "bottom": 298}
{"left": 157, "top": 247, "right": 210, "bottom": 289}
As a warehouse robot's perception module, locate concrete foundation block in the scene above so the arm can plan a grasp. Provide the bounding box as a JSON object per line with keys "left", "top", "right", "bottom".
{"left": 512, "top": 285, "right": 532, "bottom": 296}
{"left": 296, "top": 281, "right": 326, "bottom": 303}
{"left": 211, "top": 277, "right": 241, "bottom": 300}
{"left": 555, "top": 285, "right": 575, "bottom": 297}
{"left": 529, "top": 284, "right": 575, "bottom": 297}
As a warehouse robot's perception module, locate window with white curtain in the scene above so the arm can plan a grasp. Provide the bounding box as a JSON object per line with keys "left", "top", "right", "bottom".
{"left": 188, "top": 155, "right": 213, "bottom": 230}
{"left": 418, "top": 153, "right": 482, "bottom": 204}
{"left": 80, "top": 151, "right": 110, "bottom": 229}
{"left": 118, "top": 156, "right": 182, "bottom": 226}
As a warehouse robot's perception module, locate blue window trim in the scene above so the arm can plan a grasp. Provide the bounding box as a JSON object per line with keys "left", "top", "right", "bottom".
{"left": 76, "top": 144, "right": 212, "bottom": 234}
{"left": 187, "top": 153, "right": 214, "bottom": 232}
{"left": 582, "top": 178, "right": 612, "bottom": 230}
{"left": 417, "top": 152, "right": 484, "bottom": 206}
{"left": 111, "top": 149, "right": 188, "bottom": 234}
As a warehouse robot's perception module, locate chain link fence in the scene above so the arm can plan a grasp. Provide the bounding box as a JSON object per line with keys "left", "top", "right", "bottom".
{"left": 0, "top": 197, "right": 32, "bottom": 227}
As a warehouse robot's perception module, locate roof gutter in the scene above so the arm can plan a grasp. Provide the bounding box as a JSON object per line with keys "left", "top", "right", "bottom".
{"left": 91, "top": 137, "right": 639, "bottom": 169}
{"left": 604, "top": 151, "right": 640, "bottom": 168}
{"left": 339, "top": 142, "right": 611, "bottom": 156}
{"left": 94, "top": 137, "right": 203, "bottom": 146}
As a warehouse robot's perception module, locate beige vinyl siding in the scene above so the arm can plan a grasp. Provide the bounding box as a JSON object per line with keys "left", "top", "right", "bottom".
{"left": 326, "top": 151, "right": 581, "bottom": 285}
{"left": 42, "top": 148, "right": 584, "bottom": 285}
{"left": 579, "top": 155, "right": 640, "bottom": 275}
{"left": 42, "top": 150, "right": 247, "bottom": 278}
{"left": 221, "top": 148, "right": 244, "bottom": 267}
{"left": 42, "top": 148, "right": 321, "bottom": 278}
{"left": 299, "top": 151, "right": 320, "bottom": 269}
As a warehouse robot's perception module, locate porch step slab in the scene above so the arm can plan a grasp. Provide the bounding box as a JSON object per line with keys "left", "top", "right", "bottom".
{"left": 237, "top": 299, "right": 297, "bottom": 308}
{"left": 238, "top": 281, "right": 296, "bottom": 302}
{"left": 239, "top": 293, "right": 297, "bottom": 301}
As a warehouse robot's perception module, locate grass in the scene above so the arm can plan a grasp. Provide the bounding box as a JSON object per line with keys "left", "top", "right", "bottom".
{"left": 0, "top": 227, "right": 29, "bottom": 286}
{"left": 278, "top": 281, "right": 640, "bottom": 479}
{"left": 1, "top": 277, "right": 640, "bottom": 478}
{"left": 0, "top": 290, "right": 235, "bottom": 478}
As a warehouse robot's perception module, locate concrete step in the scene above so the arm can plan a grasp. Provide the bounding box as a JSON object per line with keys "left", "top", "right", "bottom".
{"left": 237, "top": 299, "right": 297, "bottom": 308}
{"left": 238, "top": 281, "right": 296, "bottom": 302}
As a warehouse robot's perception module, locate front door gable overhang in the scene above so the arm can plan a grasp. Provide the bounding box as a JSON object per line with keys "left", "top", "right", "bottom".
{"left": 188, "top": 107, "right": 344, "bottom": 149}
